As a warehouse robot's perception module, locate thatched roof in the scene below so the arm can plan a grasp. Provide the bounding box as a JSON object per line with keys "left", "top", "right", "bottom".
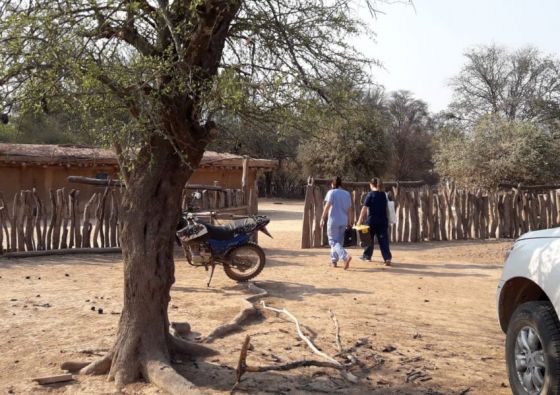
{"left": 0, "top": 143, "right": 277, "bottom": 169}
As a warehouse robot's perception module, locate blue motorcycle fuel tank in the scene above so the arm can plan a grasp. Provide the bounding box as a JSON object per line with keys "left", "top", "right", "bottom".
{"left": 208, "top": 234, "right": 250, "bottom": 255}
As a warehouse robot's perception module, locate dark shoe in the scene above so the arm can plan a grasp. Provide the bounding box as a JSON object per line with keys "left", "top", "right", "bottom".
{"left": 359, "top": 256, "right": 371, "bottom": 262}
{"left": 384, "top": 260, "right": 391, "bottom": 266}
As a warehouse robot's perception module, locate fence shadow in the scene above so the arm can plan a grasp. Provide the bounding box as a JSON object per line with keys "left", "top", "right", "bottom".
{"left": 0, "top": 252, "right": 121, "bottom": 268}
{"left": 350, "top": 261, "right": 492, "bottom": 278}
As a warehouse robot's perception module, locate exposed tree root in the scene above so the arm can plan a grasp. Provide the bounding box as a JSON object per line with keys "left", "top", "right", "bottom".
{"left": 144, "top": 358, "right": 205, "bottom": 395}
{"left": 60, "top": 361, "right": 90, "bottom": 373}
{"left": 61, "top": 353, "right": 113, "bottom": 375}
{"left": 60, "top": 336, "right": 217, "bottom": 394}
{"left": 170, "top": 335, "right": 218, "bottom": 357}
{"left": 204, "top": 282, "right": 268, "bottom": 343}
{"left": 80, "top": 353, "right": 113, "bottom": 375}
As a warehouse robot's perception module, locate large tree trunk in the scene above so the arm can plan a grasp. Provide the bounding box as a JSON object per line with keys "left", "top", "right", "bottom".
{"left": 61, "top": 1, "right": 241, "bottom": 390}
{"left": 71, "top": 139, "right": 215, "bottom": 393}
{"left": 111, "top": 142, "right": 189, "bottom": 386}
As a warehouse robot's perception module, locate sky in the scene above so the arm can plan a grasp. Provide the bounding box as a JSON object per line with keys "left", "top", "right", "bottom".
{"left": 355, "top": 0, "right": 560, "bottom": 113}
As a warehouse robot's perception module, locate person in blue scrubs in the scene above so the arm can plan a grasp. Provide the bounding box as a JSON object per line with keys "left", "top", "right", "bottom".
{"left": 357, "top": 177, "right": 392, "bottom": 265}
{"left": 320, "top": 176, "right": 353, "bottom": 269}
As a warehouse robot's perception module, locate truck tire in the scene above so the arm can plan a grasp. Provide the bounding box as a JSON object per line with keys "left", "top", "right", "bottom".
{"left": 506, "top": 301, "right": 560, "bottom": 395}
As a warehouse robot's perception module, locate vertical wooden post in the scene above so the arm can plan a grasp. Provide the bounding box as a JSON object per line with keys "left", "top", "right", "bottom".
{"left": 426, "top": 187, "right": 433, "bottom": 241}
{"left": 109, "top": 191, "right": 119, "bottom": 247}
{"left": 103, "top": 191, "right": 111, "bottom": 247}
{"left": 241, "top": 156, "right": 249, "bottom": 205}
{"left": 52, "top": 189, "right": 64, "bottom": 250}
{"left": 0, "top": 206, "right": 3, "bottom": 255}
{"left": 23, "top": 191, "right": 34, "bottom": 251}
{"left": 438, "top": 191, "right": 447, "bottom": 241}
{"left": 538, "top": 194, "right": 546, "bottom": 230}
{"left": 472, "top": 191, "right": 481, "bottom": 239}
{"left": 520, "top": 192, "right": 529, "bottom": 234}
{"left": 555, "top": 191, "right": 560, "bottom": 226}
{"left": 444, "top": 187, "right": 454, "bottom": 240}
{"left": 32, "top": 189, "right": 44, "bottom": 250}
{"left": 397, "top": 189, "right": 406, "bottom": 242}
{"left": 402, "top": 191, "right": 410, "bottom": 242}
{"left": 391, "top": 186, "right": 398, "bottom": 242}
{"left": 454, "top": 191, "right": 464, "bottom": 239}
{"left": 11, "top": 193, "right": 19, "bottom": 251}
{"left": 409, "top": 190, "right": 420, "bottom": 242}
{"left": 46, "top": 190, "right": 55, "bottom": 250}
{"left": 60, "top": 189, "right": 70, "bottom": 249}
{"left": 529, "top": 193, "right": 538, "bottom": 231}
{"left": 550, "top": 190, "right": 558, "bottom": 227}
{"left": 81, "top": 194, "right": 97, "bottom": 248}
{"left": 480, "top": 196, "right": 489, "bottom": 239}
{"left": 301, "top": 179, "right": 313, "bottom": 249}
{"left": 15, "top": 192, "right": 26, "bottom": 251}
{"left": 0, "top": 193, "right": 11, "bottom": 252}
{"left": 72, "top": 190, "right": 82, "bottom": 248}
{"left": 312, "top": 186, "right": 323, "bottom": 248}
{"left": 93, "top": 186, "right": 110, "bottom": 248}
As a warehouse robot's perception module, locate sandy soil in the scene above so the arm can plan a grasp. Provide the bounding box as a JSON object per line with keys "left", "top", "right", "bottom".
{"left": 0, "top": 199, "right": 513, "bottom": 394}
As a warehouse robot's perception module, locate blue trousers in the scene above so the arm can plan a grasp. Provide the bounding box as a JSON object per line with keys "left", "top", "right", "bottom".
{"left": 363, "top": 224, "right": 392, "bottom": 262}
{"left": 327, "top": 224, "right": 349, "bottom": 263}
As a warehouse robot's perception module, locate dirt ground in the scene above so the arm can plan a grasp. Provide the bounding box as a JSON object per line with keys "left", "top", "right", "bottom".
{"left": 0, "top": 199, "right": 513, "bottom": 394}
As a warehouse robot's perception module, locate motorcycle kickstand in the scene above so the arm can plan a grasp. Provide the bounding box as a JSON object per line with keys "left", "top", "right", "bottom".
{"left": 206, "top": 261, "right": 216, "bottom": 287}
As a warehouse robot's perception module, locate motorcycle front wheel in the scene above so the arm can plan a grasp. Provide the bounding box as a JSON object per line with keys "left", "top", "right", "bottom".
{"left": 223, "top": 242, "right": 266, "bottom": 282}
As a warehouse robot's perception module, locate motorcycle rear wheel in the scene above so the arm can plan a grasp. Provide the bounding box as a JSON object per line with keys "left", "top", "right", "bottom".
{"left": 223, "top": 242, "right": 266, "bottom": 282}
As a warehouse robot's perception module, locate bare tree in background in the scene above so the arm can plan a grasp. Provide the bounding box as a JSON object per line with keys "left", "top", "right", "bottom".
{"left": 385, "top": 90, "right": 434, "bottom": 181}
{"left": 449, "top": 45, "right": 560, "bottom": 126}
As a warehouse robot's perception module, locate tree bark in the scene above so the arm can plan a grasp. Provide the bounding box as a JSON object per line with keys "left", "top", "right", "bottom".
{"left": 84, "top": 138, "right": 215, "bottom": 390}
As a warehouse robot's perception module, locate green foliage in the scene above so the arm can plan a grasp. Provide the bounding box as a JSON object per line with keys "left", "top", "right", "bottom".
{"left": 435, "top": 115, "right": 560, "bottom": 188}
{"left": 297, "top": 90, "right": 391, "bottom": 181}
{"left": 0, "top": 109, "right": 98, "bottom": 144}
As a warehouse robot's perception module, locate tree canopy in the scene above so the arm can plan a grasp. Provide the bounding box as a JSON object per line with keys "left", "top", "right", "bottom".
{"left": 435, "top": 115, "right": 560, "bottom": 188}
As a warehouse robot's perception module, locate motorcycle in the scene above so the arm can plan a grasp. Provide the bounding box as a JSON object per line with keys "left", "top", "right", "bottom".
{"left": 176, "top": 208, "right": 272, "bottom": 287}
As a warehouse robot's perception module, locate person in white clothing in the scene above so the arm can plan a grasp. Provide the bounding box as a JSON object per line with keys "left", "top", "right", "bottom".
{"left": 320, "top": 176, "right": 353, "bottom": 269}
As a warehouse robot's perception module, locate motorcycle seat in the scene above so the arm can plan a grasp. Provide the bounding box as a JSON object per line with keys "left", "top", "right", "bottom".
{"left": 204, "top": 218, "right": 258, "bottom": 240}
{"left": 204, "top": 223, "right": 235, "bottom": 240}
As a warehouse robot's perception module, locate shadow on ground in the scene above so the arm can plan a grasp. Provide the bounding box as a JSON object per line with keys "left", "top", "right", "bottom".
{"left": 173, "top": 279, "right": 369, "bottom": 302}
{"left": 350, "top": 261, "right": 492, "bottom": 278}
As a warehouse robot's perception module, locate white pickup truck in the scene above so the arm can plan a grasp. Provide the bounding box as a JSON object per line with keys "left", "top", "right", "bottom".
{"left": 497, "top": 228, "right": 560, "bottom": 394}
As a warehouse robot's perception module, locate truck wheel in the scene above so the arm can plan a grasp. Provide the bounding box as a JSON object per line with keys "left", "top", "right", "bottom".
{"left": 506, "top": 301, "right": 560, "bottom": 395}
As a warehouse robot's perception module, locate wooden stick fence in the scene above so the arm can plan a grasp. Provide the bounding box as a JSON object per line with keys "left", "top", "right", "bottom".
{"left": 0, "top": 186, "right": 247, "bottom": 256}
{"left": 301, "top": 180, "right": 560, "bottom": 248}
